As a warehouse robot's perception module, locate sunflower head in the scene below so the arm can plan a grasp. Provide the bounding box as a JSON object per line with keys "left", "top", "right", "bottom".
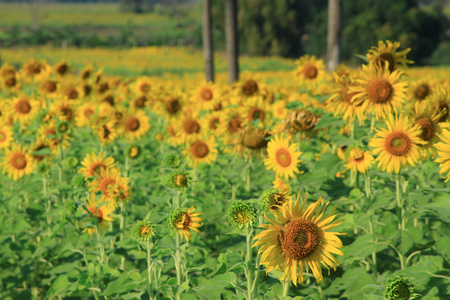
{"left": 260, "top": 188, "right": 292, "bottom": 212}
{"left": 227, "top": 200, "right": 258, "bottom": 230}
{"left": 282, "top": 109, "right": 320, "bottom": 134}
{"left": 164, "top": 170, "right": 191, "bottom": 190}
{"left": 127, "top": 144, "right": 142, "bottom": 159}
{"left": 385, "top": 276, "right": 420, "bottom": 300}
{"left": 72, "top": 174, "right": 85, "bottom": 187}
{"left": 65, "top": 200, "right": 78, "bottom": 217}
{"left": 134, "top": 220, "right": 155, "bottom": 242}
{"left": 36, "top": 162, "right": 51, "bottom": 175}
{"left": 167, "top": 206, "right": 204, "bottom": 241}
{"left": 164, "top": 153, "right": 181, "bottom": 168}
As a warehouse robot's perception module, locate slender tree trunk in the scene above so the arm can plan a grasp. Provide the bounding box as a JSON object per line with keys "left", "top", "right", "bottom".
{"left": 203, "top": 0, "right": 214, "bottom": 82}
{"left": 327, "top": 0, "right": 341, "bottom": 72}
{"left": 225, "top": 0, "right": 239, "bottom": 84}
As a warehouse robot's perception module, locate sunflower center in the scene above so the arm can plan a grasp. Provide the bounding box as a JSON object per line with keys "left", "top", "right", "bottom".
{"left": 5, "top": 77, "right": 16, "bottom": 87}
{"left": 82, "top": 70, "right": 91, "bottom": 80}
{"left": 16, "top": 100, "right": 31, "bottom": 114}
{"left": 0, "top": 132, "right": 6, "bottom": 142}
{"left": 83, "top": 84, "right": 92, "bottom": 96}
{"left": 11, "top": 153, "right": 27, "bottom": 170}
{"left": 249, "top": 108, "right": 265, "bottom": 122}
{"left": 45, "top": 81, "right": 57, "bottom": 93}
{"left": 140, "top": 83, "right": 150, "bottom": 93}
{"left": 125, "top": 117, "right": 140, "bottom": 132}
{"left": 275, "top": 149, "right": 292, "bottom": 167}
{"left": 213, "top": 102, "right": 222, "bottom": 111}
{"left": 279, "top": 218, "right": 319, "bottom": 260}
{"left": 181, "top": 213, "right": 192, "bottom": 229}
{"left": 209, "top": 117, "right": 220, "bottom": 130}
{"left": 84, "top": 108, "right": 94, "bottom": 118}
{"left": 102, "top": 125, "right": 111, "bottom": 138}
{"left": 350, "top": 148, "right": 364, "bottom": 161}
{"left": 303, "top": 64, "right": 318, "bottom": 79}
{"left": 392, "top": 282, "right": 411, "bottom": 300}
{"left": 242, "top": 80, "right": 258, "bottom": 96}
{"left": 415, "top": 84, "right": 429, "bottom": 100}
{"left": 66, "top": 89, "right": 78, "bottom": 100}
{"left": 414, "top": 117, "right": 434, "bottom": 141}
{"left": 367, "top": 79, "right": 393, "bottom": 103}
{"left": 174, "top": 174, "right": 188, "bottom": 187}
{"left": 135, "top": 96, "right": 147, "bottom": 108}
{"left": 90, "top": 207, "right": 103, "bottom": 222}
{"left": 200, "top": 88, "right": 213, "bottom": 101}
{"left": 228, "top": 116, "right": 242, "bottom": 134}
{"left": 92, "top": 163, "right": 106, "bottom": 175}
{"left": 377, "top": 53, "right": 395, "bottom": 72}
{"left": 60, "top": 107, "right": 73, "bottom": 120}
{"left": 184, "top": 120, "right": 200, "bottom": 134}
{"left": 100, "top": 179, "right": 116, "bottom": 195}
{"left": 166, "top": 98, "right": 180, "bottom": 114}
{"left": 386, "top": 132, "right": 411, "bottom": 156}
{"left": 233, "top": 212, "right": 250, "bottom": 225}
{"left": 57, "top": 64, "right": 68, "bottom": 75}
{"left": 191, "top": 141, "right": 209, "bottom": 158}
{"left": 438, "top": 102, "right": 449, "bottom": 122}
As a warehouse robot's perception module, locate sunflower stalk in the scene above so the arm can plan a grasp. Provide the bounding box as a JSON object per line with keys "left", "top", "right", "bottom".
{"left": 119, "top": 202, "right": 126, "bottom": 270}
{"left": 146, "top": 239, "right": 154, "bottom": 300}
{"left": 395, "top": 175, "right": 406, "bottom": 269}
{"left": 43, "top": 176, "right": 52, "bottom": 236}
{"left": 245, "top": 227, "right": 254, "bottom": 300}
{"left": 96, "top": 227, "right": 106, "bottom": 264}
{"left": 82, "top": 245, "right": 100, "bottom": 300}
{"left": 368, "top": 215, "right": 377, "bottom": 276}
{"left": 282, "top": 280, "right": 290, "bottom": 299}
{"left": 174, "top": 233, "right": 183, "bottom": 299}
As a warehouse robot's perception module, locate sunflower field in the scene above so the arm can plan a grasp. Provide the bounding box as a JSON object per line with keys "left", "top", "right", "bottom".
{"left": 0, "top": 41, "right": 449, "bottom": 300}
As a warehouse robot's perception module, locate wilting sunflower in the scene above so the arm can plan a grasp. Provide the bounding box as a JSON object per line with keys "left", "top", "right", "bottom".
{"left": 236, "top": 126, "right": 271, "bottom": 158}
{"left": 264, "top": 135, "right": 302, "bottom": 180}
{"left": 183, "top": 135, "right": 218, "bottom": 167}
{"left": 82, "top": 193, "right": 115, "bottom": 236}
{"left": 78, "top": 152, "right": 116, "bottom": 179}
{"left": 253, "top": 192, "right": 344, "bottom": 285}
{"left": 0, "top": 123, "right": 13, "bottom": 149}
{"left": 119, "top": 111, "right": 151, "bottom": 141}
{"left": 345, "top": 146, "right": 374, "bottom": 174}
{"left": 1, "top": 142, "right": 36, "bottom": 181}
{"left": 369, "top": 114, "right": 425, "bottom": 174}
{"left": 366, "top": 40, "right": 413, "bottom": 72}
{"left": 326, "top": 73, "right": 366, "bottom": 124}
{"left": 7, "top": 94, "right": 40, "bottom": 124}
{"left": 350, "top": 63, "right": 407, "bottom": 120}
{"left": 294, "top": 55, "right": 328, "bottom": 88}
{"left": 168, "top": 206, "right": 204, "bottom": 241}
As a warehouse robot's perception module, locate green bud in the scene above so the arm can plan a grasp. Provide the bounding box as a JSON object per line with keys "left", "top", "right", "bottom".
{"left": 127, "top": 144, "right": 142, "bottom": 159}
{"left": 72, "top": 174, "right": 85, "bottom": 187}
{"left": 56, "top": 120, "right": 71, "bottom": 135}
{"left": 227, "top": 200, "right": 258, "bottom": 230}
{"left": 133, "top": 220, "right": 155, "bottom": 242}
{"left": 64, "top": 156, "right": 78, "bottom": 169}
{"left": 36, "top": 163, "right": 51, "bottom": 175}
{"left": 260, "top": 188, "right": 290, "bottom": 212}
{"left": 64, "top": 200, "right": 77, "bottom": 216}
{"left": 164, "top": 153, "right": 180, "bottom": 168}
{"left": 385, "top": 275, "right": 420, "bottom": 300}
{"left": 164, "top": 170, "right": 191, "bottom": 190}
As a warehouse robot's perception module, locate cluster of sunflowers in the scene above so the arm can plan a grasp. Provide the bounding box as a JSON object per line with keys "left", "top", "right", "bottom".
{"left": 0, "top": 40, "right": 448, "bottom": 298}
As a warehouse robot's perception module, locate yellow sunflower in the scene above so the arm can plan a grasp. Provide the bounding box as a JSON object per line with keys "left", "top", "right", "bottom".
{"left": 82, "top": 193, "right": 115, "bottom": 236}
{"left": 80, "top": 65, "right": 93, "bottom": 81}
{"left": 349, "top": 63, "right": 408, "bottom": 120}
{"left": 183, "top": 135, "right": 218, "bottom": 167}
{"left": 435, "top": 129, "right": 450, "bottom": 182}
{"left": 253, "top": 192, "right": 344, "bottom": 285}
{"left": 0, "top": 123, "right": 13, "bottom": 149}
{"left": 369, "top": 114, "right": 425, "bottom": 174}
{"left": 272, "top": 177, "right": 291, "bottom": 194}
{"left": 240, "top": 96, "right": 272, "bottom": 128}
{"left": 1, "top": 142, "right": 36, "bottom": 181}
{"left": 366, "top": 40, "right": 413, "bottom": 72}
{"left": 40, "top": 79, "right": 59, "bottom": 97}
{"left": 264, "top": 135, "right": 302, "bottom": 180}
{"left": 191, "top": 81, "right": 220, "bottom": 111}
{"left": 1, "top": 75, "right": 21, "bottom": 93}
{"left": 50, "top": 99, "right": 76, "bottom": 123}
{"left": 78, "top": 152, "right": 116, "bottom": 179}
{"left": 294, "top": 55, "right": 328, "bottom": 88}
{"left": 430, "top": 87, "right": 450, "bottom": 123}
{"left": 38, "top": 122, "right": 72, "bottom": 151}
{"left": 75, "top": 102, "right": 96, "bottom": 127}
{"left": 119, "top": 111, "right": 151, "bottom": 141}
{"left": 201, "top": 111, "right": 222, "bottom": 135}
{"left": 95, "top": 120, "right": 118, "bottom": 145}
{"left": 133, "top": 76, "right": 152, "bottom": 95}
{"left": 173, "top": 110, "right": 203, "bottom": 144}
{"left": 168, "top": 206, "right": 204, "bottom": 241}
{"left": 408, "top": 79, "right": 435, "bottom": 111}
{"left": 88, "top": 167, "right": 127, "bottom": 200}
{"left": 7, "top": 94, "right": 40, "bottom": 124}
{"left": 345, "top": 146, "right": 374, "bottom": 174}
{"left": 153, "top": 92, "right": 185, "bottom": 121}
{"left": 53, "top": 61, "right": 71, "bottom": 77}
{"left": 31, "top": 137, "right": 54, "bottom": 163}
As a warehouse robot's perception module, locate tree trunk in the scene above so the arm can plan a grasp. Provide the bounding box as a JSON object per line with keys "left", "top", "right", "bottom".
{"left": 327, "top": 0, "right": 341, "bottom": 72}
{"left": 225, "top": 0, "right": 239, "bottom": 84}
{"left": 203, "top": 0, "right": 214, "bottom": 82}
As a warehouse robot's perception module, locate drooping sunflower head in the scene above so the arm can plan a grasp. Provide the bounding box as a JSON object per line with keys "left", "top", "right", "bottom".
{"left": 253, "top": 192, "right": 344, "bottom": 285}
{"left": 385, "top": 275, "right": 420, "bottom": 300}
{"left": 227, "top": 200, "right": 258, "bottom": 230}
{"left": 134, "top": 220, "right": 155, "bottom": 242}
{"left": 260, "top": 188, "right": 293, "bottom": 212}
{"left": 281, "top": 109, "right": 321, "bottom": 135}
{"left": 366, "top": 40, "right": 413, "bottom": 72}
{"left": 167, "top": 206, "right": 204, "bottom": 241}
{"left": 164, "top": 170, "right": 191, "bottom": 190}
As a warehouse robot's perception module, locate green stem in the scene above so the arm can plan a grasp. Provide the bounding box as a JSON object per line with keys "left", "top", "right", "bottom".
{"left": 350, "top": 120, "right": 355, "bottom": 139}
{"left": 245, "top": 227, "right": 254, "bottom": 300}
{"left": 364, "top": 172, "right": 371, "bottom": 200}
{"left": 120, "top": 202, "right": 125, "bottom": 270}
{"left": 96, "top": 228, "right": 106, "bottom": 264}
{"left": 370, "top": 114, "right": 376, "bottom": 134}
{"left": 175, "top": 233, "right": 182, "bottom": 287}
{"left": 282, "top": 280, "right": 289, "bottom": 299}
{"left": 82, "top": 245, "right": 99, "bottom": 300}
{"left": 395, "top": 175, "right": 406, "bottom": 270}
{"left": 147, "top": 239, "right": 153, "bottom": 300}
{"left": 368, "top": 216, "right": 377, "bottom": 277}
{"left": 245, "top": 167, "right": 251, "bottom": 193}
{"left": 174, "top": 190, "right": 181, "bottom": 209}
{"left": 43, "top": 176, "right": 52, "bottom": 236}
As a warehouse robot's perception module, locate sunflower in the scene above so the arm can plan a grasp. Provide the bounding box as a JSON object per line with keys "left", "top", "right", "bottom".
{"left": 78, "top": 152, "right": 116, "bottom": 179}
{"left": 345, "top": 146, "right": 374, "bottom": 174}
{"left": 238, "top": 78, "right": 261, "bottom": 98}
{"left": 264, "top": 135, "right": 302, "bottom": 180}
{"left": 80, "top": 65, "right": 93, "bottom": 81}
{"left": 40, "top": 79, "right": 59, "bottom": 97}
{"left": 20, "top": 59, "right": 51, "bottom": 81}
{"left": 54, "top": 61, "right": 71, "bottom": 77}
{"left": 130, "top": 95, "right": 149, "bottom": 111}
{"left": 366, "top": 40, "right": 413, "bottom": 72}
{"left": 106, "top": 176, "right": 131, "bottom": 207}
{"left": 119, "top": 111, "right": 151, "bottom": 141}
{"left": 168, "top": 206, "right": 204, "bottom": 241}
{"left": 95, "top": 120, "right": 118, "bottom": 145}
{"left": 38, "top": 121, "right": 72, "bottom": 151}
{"left": 260, "top": 188, "right": 293, "bottom": 212}
{"left": 88, "top": 167, "right": 127, "bottom": 200}
{"left": 253, "top": 192, "right": 344, "bottom": 285}
{"left": 1, "top": 142, "right": 36, "bottom": 181}
{"left": 0, "top": 123, "right": 13, "bottom": 149}
{"left": 82, "top": 193, "right": 115, "bottom": 236}
{"left": 433, "top": 129, "right": 450, "bottom": 182}
{"left": 75, "top": 102, "right": 96, "bottom": 127}
{"left": 133, "top": 76, "right": 152, "bottom": 95}
{"left": 153, "top": 92, "right": 185, "bottom": 121}
{"left": 408, "top": 79, "right": 435, "bottom": 111}
{"left": 240, "top": 96, "right": 272, "bottom": 128}
{"left": 430, "top": 87, "right": 450, "bottom": 123}
{"left": 7, "top": 94, "right": 40, "bottom": 124}
{"left": 31, "top": 137, "right": 54, "bottom": 163}
{"left": 2, "top": 75, "right": 21, "bottom": 93}
{"left": 326, "top": 73, "right": 366, "bottom": 124}
{"left": 50, "top": 99, "right": 75, "bottom": 123}
{"left": 0, "top": 63, "right": 16, "bottom": 78}
{"left": 216, "top": 107, "right": 243, "bottom": 145}
{"left": 272, "top": 177, "right": 291, "bottom": 194}
{"left": 272, "top": 100, "right": 289, "bottom": 121}
{"left": 201, "top": 111, "right": 222, "bottom": 135}
{"left": 369, "top": 114, "right": 425, "bottom": 174}
{"left": 191, "top": 81, "right": 219, "bottom": 111}
{"left": 173, "top": 110, "right": 203, "bottom": 144}
{"left": 294, "top": 55, "right": 328, "bottom": 88}
{"left": 183, "top": 135, "right": 218, "bottom": 167}
{"left": 349, "top": 63, "right": 408, "bottom": 120}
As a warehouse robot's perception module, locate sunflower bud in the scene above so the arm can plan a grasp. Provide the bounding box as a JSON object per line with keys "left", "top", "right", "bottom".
{"left": 133, "top": 220, "right": 155, "bottom": 242}
{"left": 164, "top": 153, "right": 181, "bottom": 168}
{"left": 227, "top": 200, "right": 258, "bottom": 229}
{"left": 164, "top": 170, "right": 191, "bottom": 190}
{"left": 36, "top": 162, "right": 51, "bottom": 175}
{"left": 72, "top": 174, "right": 85, "bottom": 187}
{"left": 64, "top": 200, "right": 77, "bottom": 217}
{"left": 260, "top": 188, "right": 292, "bottom": 212}
{"left": 127, "top": 144, "right": 142, "bottom": 159}
{"left": 64, "top": 156, "right": 78, "bottom": 169}
{"left": 385, "top": 275, "right": 420, "bottom": 300}
{"left": 56, "top": 120, "right": 71, "bottom": 135}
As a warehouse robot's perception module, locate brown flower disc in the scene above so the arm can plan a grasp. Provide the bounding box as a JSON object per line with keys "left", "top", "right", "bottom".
{"left": 16, "top": 99, "right": 31, "bottom": 114}
{"left": 385, "top": 132, "right": 412, "bottom": 156}
{"left": 200, "top": 88, "right": 213, "bottom": 101}
{"left": 376, "top": 53, "right": 396, "bottom": 72}
{"left": 279, "top": 218, "right": 319, "bottom": 260}
{"left": 5, "top": 77, "right": 17, "bottom": 87}
{"left": 241, "top": 127, "right": 269, "bottom": 149}
{"left": 125, "top": 117, "right": 140, "bottom": 132}
{"left": 166, "top": 98, "right": 181, "bottom": 114}
{"left": 438, "top": 102, "right": 449, "bottom": 122}
{"left": 414, "top": 117, "right": 434, "bottom": 141}
{"left": 140, "top": 83, "right": 150, "bottom": 94}
{"left": 57, "top": 64, "right": 68, "bottom": 75}
{"left": 11, "top": 153, "right": 27, "bottom": 170}
{"left": 191, "top": 141, "right": 209, "bottom": 158}
{"left": 209, "top": 117, "right": 220, "bottom": 130}
{"left": 228, "top": 116, "right": 242, "bottom": 134}
{"left": 44, "top": 81, "right": 57, "bottom": 93}
{"left": 242, "top": 80, "right": 258, "bottom": 96}
{"left": 183, "top": 120, "right": 200, "bottom": 134}
{"left": 249, "top": 108, "right": 265, "bottom": 122}
{"left": 302, "top": 64, "right": 318, "bottom": 79}
{"left": 415, "top": 84, "right": 429, "bottom": 100}
{"left": 367, "top": 79, "right": 393, "bottom": 103}
{"left": 276, "top": 148, "right": 292, "bottom": 167}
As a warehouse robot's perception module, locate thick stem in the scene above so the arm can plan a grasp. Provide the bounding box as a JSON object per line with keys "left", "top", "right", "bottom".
{"left": 174, "top": 190, "right": 181, "bottom": 209}
{"left": 82, "top": 245, "right": 99, "bottom": 300}
{"left": 395, "top": 175, "right": 406, "bottom": 270}
{"left": 120, "top": 202, "right": 125, "bottom": 270}
{"left": 282, "top": 280, "right": 289, "bottom": 299}
{"left": 96, "top": 228, "right": 105, "bottom": 264}
{"left": 245, "top": 227, "right": 254, "bottom": 300}
{"left": 368, "top": 216, "right": 377, "bottom": 277}
{"left": 147, "top": 240, "right": 153, "bottom": 300}
{"left": 175, "top": 233, "right": 182, "bottom": 287}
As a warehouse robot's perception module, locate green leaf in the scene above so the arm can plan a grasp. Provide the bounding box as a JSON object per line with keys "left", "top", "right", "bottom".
{"left": 46, "top": 275, "right": 77, "bottom": 298}
{"left": 435, "top": 237, "right": 450, "bottom": 261}
{"left": 354, "top": 54, "right": 369, "bottom": 63}
{"left": 196, "top": 272, "right": 237, "bottom": 290}
{"left": 314, "top": 114, "right": 343, "bottom": 130}
{"left": 400, "top": 230, "right": 414, "bottom": 256}
{"left": 285, "top": 100, "right": 304, "bottom": 109}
